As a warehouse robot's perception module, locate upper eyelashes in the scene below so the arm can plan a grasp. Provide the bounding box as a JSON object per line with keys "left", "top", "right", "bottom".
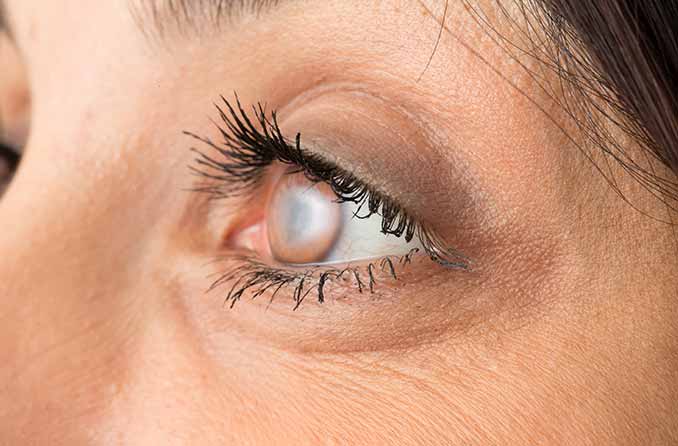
{"left": 185, "top": 94, "right": 470, "bottom": 269}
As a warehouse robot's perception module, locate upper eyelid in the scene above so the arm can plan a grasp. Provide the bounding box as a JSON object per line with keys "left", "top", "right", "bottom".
{"left": 187, "top": 95, "right": 417, "bottom": 233}
{"left": 186, "top": 94, "right": 472, "bottom": 270}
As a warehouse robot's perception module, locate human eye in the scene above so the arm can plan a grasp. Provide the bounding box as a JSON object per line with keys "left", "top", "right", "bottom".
{"left": 186, "top": 95, "right": 470, "bottom": 309}
{"left": 0, "top": 140, "right": 20, "bottom": 195}
{"left": 0, "top": 33, "right": 29, "bottom": 198}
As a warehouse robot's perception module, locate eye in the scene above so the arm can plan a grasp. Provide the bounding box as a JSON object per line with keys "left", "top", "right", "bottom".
{"left": 0, "top": 140, "right": 20, "bottom": 195}
{"left": 189, "top": 96, "right": 470, "bottom": 307}
{"left": 0, "top": 33, "right": 30, "bottom": 197}
{"left": 239, "top": 168, "right": 423, "bottom": 266}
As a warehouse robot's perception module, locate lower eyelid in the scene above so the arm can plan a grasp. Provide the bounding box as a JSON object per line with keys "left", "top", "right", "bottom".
{"left": 208, "top": 249, "right": 423, "bottom": 310}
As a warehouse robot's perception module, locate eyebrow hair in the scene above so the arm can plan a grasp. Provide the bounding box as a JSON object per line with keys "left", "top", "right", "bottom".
{"left": 130, "top": 0, "right": 283, "bottom": 42}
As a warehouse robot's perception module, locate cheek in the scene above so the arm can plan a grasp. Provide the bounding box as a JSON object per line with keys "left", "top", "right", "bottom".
{"left": 259, "top": 327, "right": 660, "bottom": 445}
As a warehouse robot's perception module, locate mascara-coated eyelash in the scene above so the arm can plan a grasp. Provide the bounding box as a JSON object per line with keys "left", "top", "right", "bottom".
{"left": 209, "top": 250, "right": 421, "bottom": 310}
{"left": 186, "top": 94, "right": 470, "bottom": 307}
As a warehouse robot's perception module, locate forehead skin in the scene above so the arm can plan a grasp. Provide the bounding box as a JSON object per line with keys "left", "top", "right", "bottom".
{"left": 0, "top": 0, "right": 677, "bottom": 445}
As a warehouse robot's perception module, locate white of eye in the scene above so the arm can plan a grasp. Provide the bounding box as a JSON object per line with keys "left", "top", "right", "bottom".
{"left": 322, "top": 199, "right": 423, "bottom": 264}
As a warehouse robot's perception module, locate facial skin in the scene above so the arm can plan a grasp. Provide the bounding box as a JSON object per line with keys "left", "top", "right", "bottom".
{"left": 1, "top": 0, "right": 677, "bottom": 444}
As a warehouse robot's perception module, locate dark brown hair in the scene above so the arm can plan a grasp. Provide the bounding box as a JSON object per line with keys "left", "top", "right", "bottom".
{"left": 3, "top": 1, "right": 677, "bottom": 216}
{"left": 544, "top": 0, "right": 678, "bottom": 204}
{"left": 468, "top": 0, "right": 678, "bottom": 216}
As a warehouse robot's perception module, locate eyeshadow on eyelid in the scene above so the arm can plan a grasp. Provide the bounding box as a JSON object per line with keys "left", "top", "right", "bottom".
{"left": 277, "top": 92, "right": 482, "bottom": 230}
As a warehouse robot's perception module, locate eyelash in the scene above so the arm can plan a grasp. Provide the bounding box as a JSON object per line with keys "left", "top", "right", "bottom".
{"left": 186, "top": 94, "right": 469, "bottom": 308}
{"left": 208, "top": 251, "right": 420, "bottom": 310}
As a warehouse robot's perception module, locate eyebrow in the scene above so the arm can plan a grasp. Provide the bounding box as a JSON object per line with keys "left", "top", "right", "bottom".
{"left": 130, "top": 0, "right": 283, "bottom": 41}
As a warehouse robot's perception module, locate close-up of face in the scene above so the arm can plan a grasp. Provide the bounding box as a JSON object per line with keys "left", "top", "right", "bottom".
{"left": 1, "top": 0, "right": 677, "bottom": 444}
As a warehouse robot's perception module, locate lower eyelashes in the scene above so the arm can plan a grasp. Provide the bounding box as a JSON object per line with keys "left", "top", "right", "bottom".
{"left": 186, "top": 94, "right": 470, "bottom": 309}
{"left": 209, "top": 250, "right": 422, "bottom": 310}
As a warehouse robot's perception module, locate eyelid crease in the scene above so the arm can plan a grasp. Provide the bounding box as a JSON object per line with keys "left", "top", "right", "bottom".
{"left": 186, "top": 93, "right": 472, "bottom": 271}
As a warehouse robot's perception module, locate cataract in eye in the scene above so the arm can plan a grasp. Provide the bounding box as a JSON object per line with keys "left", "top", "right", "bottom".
{"left": 250, "top": 170, "right": 423, "bottom": 266}
{"left": 268, "top": 175, "right": 343, "bottom": 264}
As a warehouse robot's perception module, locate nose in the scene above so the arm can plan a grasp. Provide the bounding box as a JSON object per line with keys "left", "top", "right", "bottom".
{"left": 0, "top": 123, "right": 144, "bottom": 440}
{"left": 0, "top": 113, "right": 224, "bottom": 443}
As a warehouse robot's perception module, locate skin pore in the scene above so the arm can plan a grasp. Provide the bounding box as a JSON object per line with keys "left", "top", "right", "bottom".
{"left": 0, "top": 0, "right": 677, "bottom": 444}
